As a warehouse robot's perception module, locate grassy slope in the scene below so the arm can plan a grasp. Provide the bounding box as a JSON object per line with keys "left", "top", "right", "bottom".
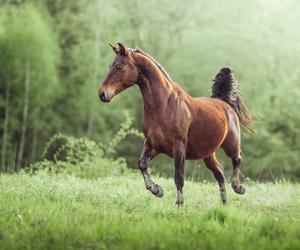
{"left": 0, "top": 172, "right": 299, "bottom": 250}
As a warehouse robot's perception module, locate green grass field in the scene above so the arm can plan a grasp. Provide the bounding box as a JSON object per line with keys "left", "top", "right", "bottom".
{"left": 0, "top": 171, "right": 299, "bottom": 250}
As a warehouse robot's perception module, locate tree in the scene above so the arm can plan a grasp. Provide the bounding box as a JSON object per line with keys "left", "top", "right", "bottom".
{"left": 0, "top": 3, "right": 59, "bottom": 169}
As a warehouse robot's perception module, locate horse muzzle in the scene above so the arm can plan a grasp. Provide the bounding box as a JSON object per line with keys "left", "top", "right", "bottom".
{"left": 98, "top": 89, "right": 114, "bottom": 103}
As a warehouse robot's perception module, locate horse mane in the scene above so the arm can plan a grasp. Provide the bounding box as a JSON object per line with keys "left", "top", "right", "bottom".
{"left": 131, "top": 48, "right": 173, "bottom": 82}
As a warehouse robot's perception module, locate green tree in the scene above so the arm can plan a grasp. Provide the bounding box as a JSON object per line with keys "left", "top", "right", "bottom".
{"left": 0, "top": 3, "right": 59, "bottom": 170}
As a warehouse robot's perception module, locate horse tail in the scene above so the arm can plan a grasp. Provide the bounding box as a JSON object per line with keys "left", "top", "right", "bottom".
{"left": 211, "top": 66, "right": 255, "bottom": 132}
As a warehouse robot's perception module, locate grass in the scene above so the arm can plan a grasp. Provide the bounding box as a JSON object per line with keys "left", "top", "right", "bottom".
{"left": 0, "top": 171, "right": 299, "bottom": 250}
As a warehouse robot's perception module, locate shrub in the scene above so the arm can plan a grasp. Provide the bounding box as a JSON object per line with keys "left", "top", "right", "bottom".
{"left": 28, "top": 112, "right": 143, "bottom": 179}
{"left": 43, "top": 134, "right": 101, "bottom": 164}
{"left": 28, "top": 134, "right": 128, "bottom": 179}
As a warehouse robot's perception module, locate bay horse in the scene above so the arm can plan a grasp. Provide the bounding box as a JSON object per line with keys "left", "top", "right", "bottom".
{"left": 98, "top": 43, "right": 254, "bottom": 205}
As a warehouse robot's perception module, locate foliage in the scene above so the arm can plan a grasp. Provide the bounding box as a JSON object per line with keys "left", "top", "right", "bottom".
{"left": 27, "top": 112, "right": 142, "bottom": 178}
{"left": 28, "top": 157, "right": 127, "bottom": 179}
{"left": 42, "top": 134, "right": 101, "bottom": 164}
{"left": 28, "top": 134, "right": 128, "bottom": 179}
{"left": 103, "top": 111, "right": 144, "bottom": 156}
{"left": 0, "top": 2, "right": 59, "bottom": 170}
{"left": 0, "top": 172, "right": 299, "bottom": 249}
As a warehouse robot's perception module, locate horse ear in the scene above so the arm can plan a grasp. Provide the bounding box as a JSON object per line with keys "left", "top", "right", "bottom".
{"left": 109, "top": 43, "right": 118, "bottom": 54}
{"left": 117, "top": 43, "right": 128, "bottom": 56}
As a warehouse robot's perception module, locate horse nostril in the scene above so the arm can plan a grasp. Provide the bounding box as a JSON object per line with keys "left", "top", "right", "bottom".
{"left": 99, "top": 91, "right": 106, "bottom": 102}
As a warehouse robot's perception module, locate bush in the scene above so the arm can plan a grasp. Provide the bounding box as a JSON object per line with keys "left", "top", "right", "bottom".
{"left": 43, "top": 134, "right": 101, "bottom": 164}
{"left": 28, "top": 134, "right": 128, "bottom": 179}
{"left": 28, "top": 112, "right": 143, "bottom": 179}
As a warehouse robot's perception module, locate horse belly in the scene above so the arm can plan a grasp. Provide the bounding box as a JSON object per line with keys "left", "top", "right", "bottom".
{"left": 185, "top": 118, "right": 228, "bottom": 160}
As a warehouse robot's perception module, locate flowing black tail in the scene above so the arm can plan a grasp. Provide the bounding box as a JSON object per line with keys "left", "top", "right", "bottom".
{"left": 211, "top": 66, "right": 254, "bottom": 132}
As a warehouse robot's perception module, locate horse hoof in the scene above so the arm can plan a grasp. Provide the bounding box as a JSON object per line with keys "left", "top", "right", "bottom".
{"left": 238, "top": 185, "right": 246, "bottom": 194}
{"left": 153, "top": 184, "right": 164, "bottom": 198}
{"left": 175, "top": 200, "right": 184, "bottom": 206}
{"left": 231, "top": 178, "right": 246, "bottom": 195}
{"left": 221, "top": 199, "right": 228, "bottom": 205}
{"left": 221, "top": 193, "right": 228, "bottom": 205}
{"left": 232, "top": 184, "right": 246, "bottom": 195}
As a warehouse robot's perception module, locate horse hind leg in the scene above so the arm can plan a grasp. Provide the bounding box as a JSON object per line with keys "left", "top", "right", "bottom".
{"left": 203, "top": 154, "right": 227, "bottom": 204}
{"left": 231, "top": 156, "right": 245, "bottom": 194}
{"left": 221, "top": 128, "right": 246, "bottom": 195}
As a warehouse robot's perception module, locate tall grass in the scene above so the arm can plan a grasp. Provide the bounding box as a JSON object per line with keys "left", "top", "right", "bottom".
{"left": 0, "top": 171, "right": 299, "bottom": 250}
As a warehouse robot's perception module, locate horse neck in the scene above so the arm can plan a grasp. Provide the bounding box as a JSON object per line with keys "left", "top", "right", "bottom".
{"left": 134, "top": 53, "right": 173, "bottom": 114}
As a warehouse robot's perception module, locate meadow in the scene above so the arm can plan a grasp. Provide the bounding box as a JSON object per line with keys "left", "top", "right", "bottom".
{"left": 0, "top": 171, "right": 299, "bottom": 250}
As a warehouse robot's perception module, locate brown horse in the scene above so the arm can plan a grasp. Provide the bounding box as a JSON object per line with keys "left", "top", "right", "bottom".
{"left": 98, "top": 43, "right": 254, "bottom": 205}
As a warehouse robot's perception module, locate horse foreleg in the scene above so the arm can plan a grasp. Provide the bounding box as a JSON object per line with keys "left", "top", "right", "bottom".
{"left": 138, "top": 140, "right": 163, "bottom": 197}
{"left": 173, "top": 140, "right": 186, "bottom": 206}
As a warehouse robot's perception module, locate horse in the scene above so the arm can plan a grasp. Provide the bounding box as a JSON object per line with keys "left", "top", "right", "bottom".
{"left": 98, "top": 43, "right": 254, "bottom": 205}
